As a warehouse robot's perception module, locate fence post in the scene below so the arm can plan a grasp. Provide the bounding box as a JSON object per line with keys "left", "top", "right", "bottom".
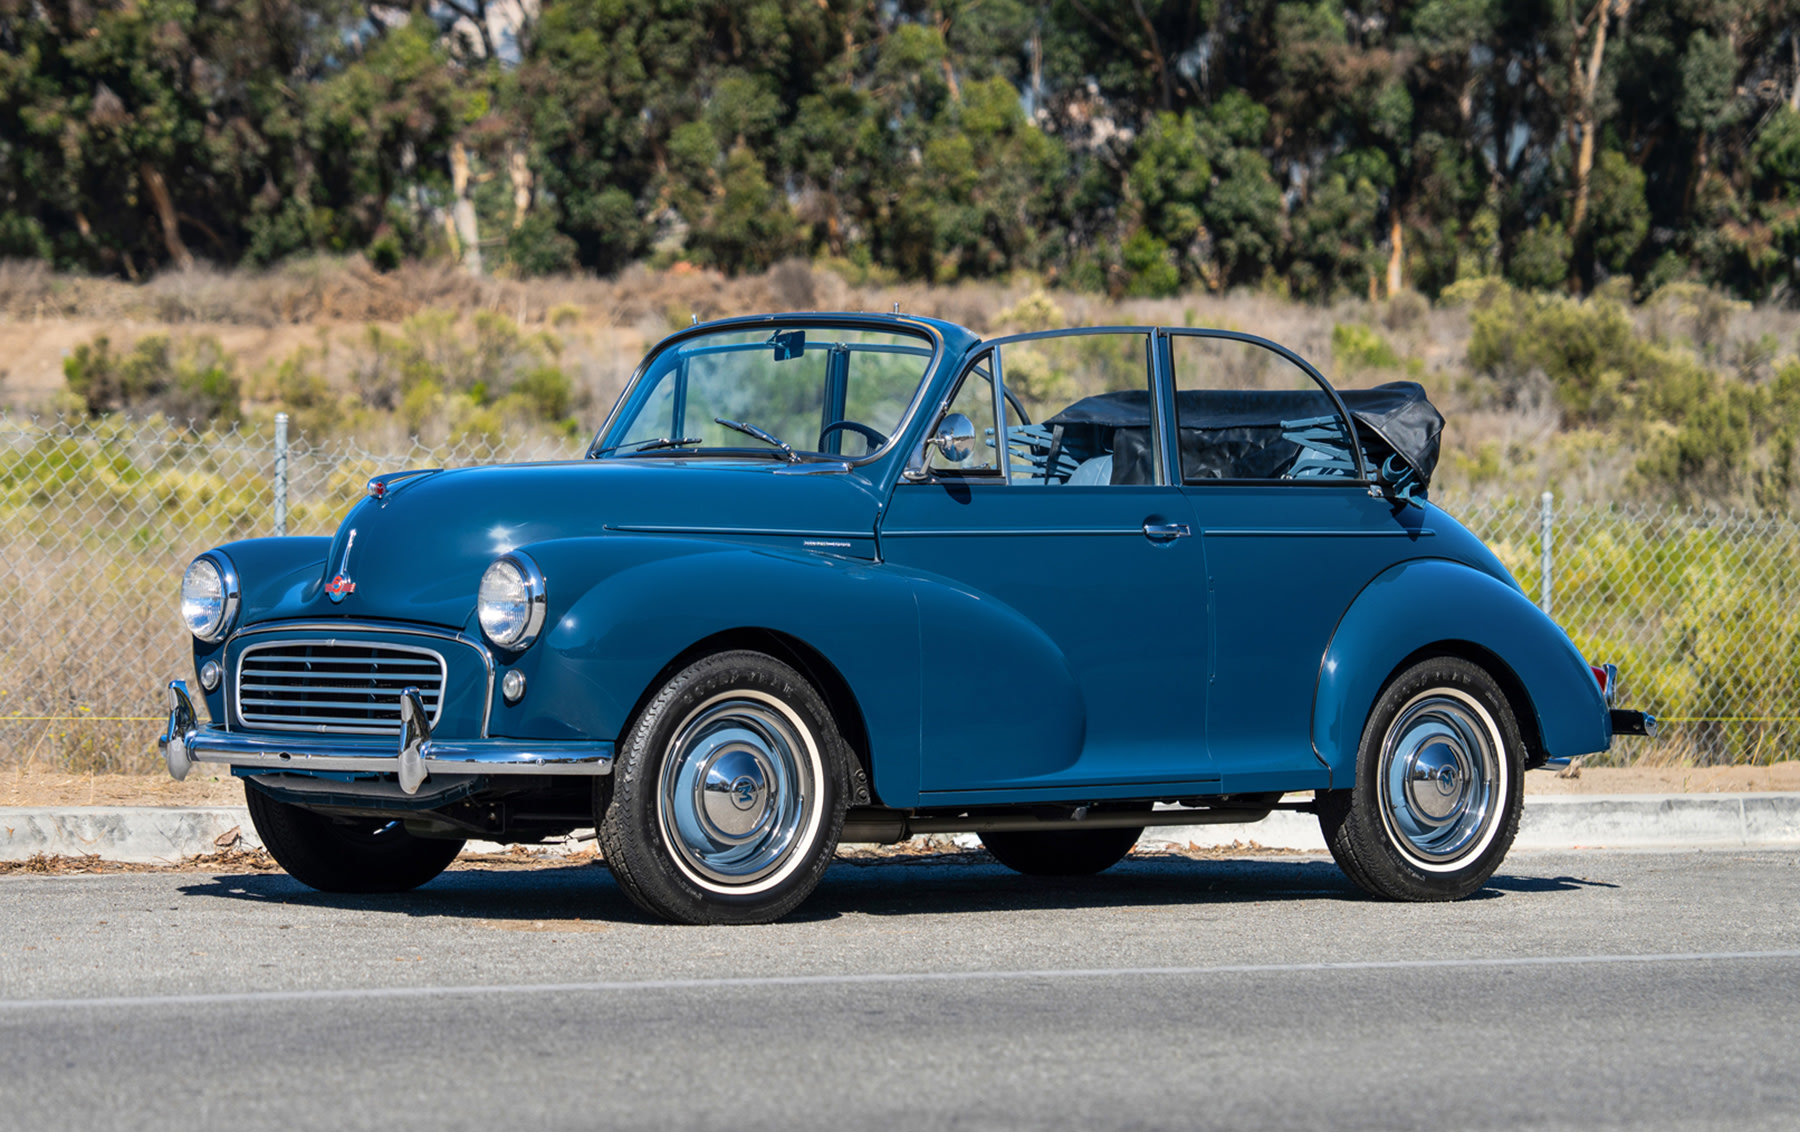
{"left": 273, "top": 412, "right": 289, "bottom": 538}
{"left": 1538, "top": 490, "right": 1554, "bottom": 616}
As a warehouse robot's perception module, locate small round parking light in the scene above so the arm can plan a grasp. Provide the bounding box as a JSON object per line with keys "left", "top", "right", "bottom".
{"left": 501, "top": 669, "right": 527, "bottom": 703}
{"left": 198, "top": 660, "right": 222, "bottom": 692}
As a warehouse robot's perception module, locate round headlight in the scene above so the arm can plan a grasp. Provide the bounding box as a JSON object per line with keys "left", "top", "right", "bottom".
{"left": 478, "top": 554, "right": 546, "bottom": 649}
{"left": 181, "top": 553, "right": 239, "bottom": 643}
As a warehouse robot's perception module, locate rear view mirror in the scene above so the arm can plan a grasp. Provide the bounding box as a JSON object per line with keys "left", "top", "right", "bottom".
{"left": 770, "top": 329, "right": 806, "bottom": 361}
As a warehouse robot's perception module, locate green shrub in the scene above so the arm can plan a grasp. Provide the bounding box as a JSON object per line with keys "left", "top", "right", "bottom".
{"left": 63, "top": 334, "right": 242, "bottom": 426}
{"left": 1331, "top": 322, "right": 1400, "bottom": 372}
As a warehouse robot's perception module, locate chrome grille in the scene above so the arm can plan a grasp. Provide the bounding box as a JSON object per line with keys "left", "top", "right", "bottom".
{"left": 235, "top": 641, "right": 445, "bottom": 735}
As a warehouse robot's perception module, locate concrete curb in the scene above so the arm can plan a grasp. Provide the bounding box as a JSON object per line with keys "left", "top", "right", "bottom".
{"left": 4, "top": 794, "right": 1800, "bottom": 864}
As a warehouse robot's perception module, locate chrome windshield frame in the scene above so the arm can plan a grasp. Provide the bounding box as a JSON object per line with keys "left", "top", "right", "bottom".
{"left": 587, "top": 315, "right": 946, "bottom": 469}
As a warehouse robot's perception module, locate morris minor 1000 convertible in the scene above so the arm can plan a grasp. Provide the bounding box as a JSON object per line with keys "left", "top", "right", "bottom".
{"left": 160, "top": 314, "right": 1653, "bottom": 923}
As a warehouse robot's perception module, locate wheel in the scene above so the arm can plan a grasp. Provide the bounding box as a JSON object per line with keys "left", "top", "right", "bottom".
{"left": 1318, "top": 656, "right": 1524, "bottom": 901}
{"left": 244, "top": 786, "right": 464, "bottom": 893}
{"left": 597, "top": 650, "right": 850, "bottom": 924}
{"left": 981, "top": 808, "right": 1147, "bottom": 876}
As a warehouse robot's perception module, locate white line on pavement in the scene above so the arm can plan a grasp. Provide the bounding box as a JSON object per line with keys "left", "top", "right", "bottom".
{"left": 6, "top": 949, "right": 1800, "bottom": 1012}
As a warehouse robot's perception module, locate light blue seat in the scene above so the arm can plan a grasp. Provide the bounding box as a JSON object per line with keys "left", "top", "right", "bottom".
{"left": 1066, "top": 455, "right": 1113, "bottom": 486}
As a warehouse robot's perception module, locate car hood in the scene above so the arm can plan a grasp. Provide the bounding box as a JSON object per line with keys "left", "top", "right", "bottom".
{"left": 263, "top": 459, "right": 885, "bottom": 630}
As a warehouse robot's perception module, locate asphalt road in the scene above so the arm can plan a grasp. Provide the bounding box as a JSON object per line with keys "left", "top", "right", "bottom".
{"left": 2, "top": 849, "right": 1798, "bottom": 1131}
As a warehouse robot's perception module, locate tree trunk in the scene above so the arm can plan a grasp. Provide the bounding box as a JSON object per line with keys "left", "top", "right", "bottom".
{"left": 450, "top": 141, "right": 482, "bottom": 276}
{"left": 508, "top": 144, "right": 533, "bottom": 229}
{"left": 139, "top": 162, "right": 194, "bottom": 271}
{"left": 1790, "top": 30, "right": 1799, "bottom": 112}
{"left": 1569, "top": 0, "right": 1631, "bottom": 243}
{"left": 1386, "top": 207, "right": 1405, "bottom": 298}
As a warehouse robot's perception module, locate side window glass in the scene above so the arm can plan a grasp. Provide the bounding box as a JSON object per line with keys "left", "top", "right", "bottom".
{"left": 1168, "top": 335, "right": 1356, "bottom": 484}
{"left": 996, "top": 332, "right": 1155, "bottom": 487}
{"left": 927, "top": 358, "right": 1000, "bottom": 475}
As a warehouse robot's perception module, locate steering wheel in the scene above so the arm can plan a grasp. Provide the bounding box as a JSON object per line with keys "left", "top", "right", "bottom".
{"left": 818, "top": 420, "right": 888, "bottom": 454}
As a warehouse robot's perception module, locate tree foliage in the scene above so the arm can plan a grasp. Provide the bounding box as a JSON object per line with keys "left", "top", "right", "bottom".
{"left": 5, "top": 0, "right": 1800, "bottom": 300}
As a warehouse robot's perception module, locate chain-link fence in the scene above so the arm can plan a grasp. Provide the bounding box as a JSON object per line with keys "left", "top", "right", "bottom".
{"left": 3, "top": 413, "right": 1795, "bottom": 772}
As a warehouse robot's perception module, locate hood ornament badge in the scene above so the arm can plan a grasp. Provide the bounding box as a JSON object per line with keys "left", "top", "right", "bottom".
{"left": 326, "top": 529, "right": 357, "bottom": 602}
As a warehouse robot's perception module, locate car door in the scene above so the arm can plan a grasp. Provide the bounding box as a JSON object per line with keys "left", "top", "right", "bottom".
{"left": 879, "top": 329, "right": 1214, "bottom": 802}
{"left": 1165, "top": 329, "right": 1426, "bottom": 794}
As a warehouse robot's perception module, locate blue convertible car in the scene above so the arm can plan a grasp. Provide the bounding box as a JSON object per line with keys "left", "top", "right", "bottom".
{"left": 160, "top": 313, "right": 1652, "bottom": 923}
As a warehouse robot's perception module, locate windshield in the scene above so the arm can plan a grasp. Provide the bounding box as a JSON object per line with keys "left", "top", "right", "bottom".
{"left": 594, "top": 325, "right": 935, "bottom": 462}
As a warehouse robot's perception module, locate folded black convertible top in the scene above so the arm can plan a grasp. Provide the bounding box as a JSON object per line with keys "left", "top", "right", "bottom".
{"left": 1043, "top": 381, "right": 1443, "bottom": 494}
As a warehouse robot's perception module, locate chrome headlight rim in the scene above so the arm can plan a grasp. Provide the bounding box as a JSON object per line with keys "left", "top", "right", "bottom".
{"left": 478, "top": 552, "right": 547, "bottom": 651}
{"left": 182, "top": 551, "right": 241, "bottom": 644}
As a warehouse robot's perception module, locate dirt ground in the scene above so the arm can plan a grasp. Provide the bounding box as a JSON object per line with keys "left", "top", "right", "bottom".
{"left": 3, "top": 762, "right": 1797, "bottom": 810}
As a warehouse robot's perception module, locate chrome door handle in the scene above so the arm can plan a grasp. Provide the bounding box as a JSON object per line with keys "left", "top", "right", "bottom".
{"left": 1142, "top": 521, "right": 1192, "bottom": 541}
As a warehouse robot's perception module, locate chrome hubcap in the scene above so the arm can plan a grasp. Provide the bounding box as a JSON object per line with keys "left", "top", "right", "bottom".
{"left": 1378, "top": 692, "right": 1501, "bottom": 866}
{"left": 658, "top": 695, "right": 815, "bottom": 888}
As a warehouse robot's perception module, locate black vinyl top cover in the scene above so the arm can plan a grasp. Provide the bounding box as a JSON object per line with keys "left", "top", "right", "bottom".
{"left": 1041, "top": 381, "right": 1442, "bottom": 491}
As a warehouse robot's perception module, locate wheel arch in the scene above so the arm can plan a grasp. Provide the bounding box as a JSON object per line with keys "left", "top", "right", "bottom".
{"left": 1314, "top": 557, "right": 1608, "bottom": 786}
{"left": 621, "top": 627, "right": 877, "bottom": 807}
{"left": 1374, "top": 640, "right": 1550, "bottom": 770}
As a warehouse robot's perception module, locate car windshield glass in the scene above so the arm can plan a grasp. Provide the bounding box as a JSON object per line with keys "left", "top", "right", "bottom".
{"left": 594, "top": 326, "right": 934, "bottom": 461}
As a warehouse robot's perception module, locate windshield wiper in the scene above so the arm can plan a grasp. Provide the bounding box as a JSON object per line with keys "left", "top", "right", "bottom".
{"left": 595, "top": 436, "right": 704, "bottom": 457}
{"left": 714, "top": 417, "right": 799, "bottom": 462}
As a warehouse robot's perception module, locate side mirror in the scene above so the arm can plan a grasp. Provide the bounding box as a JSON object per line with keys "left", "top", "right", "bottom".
{"left": 929, "top": 413, "right": 976, "bottom": 463}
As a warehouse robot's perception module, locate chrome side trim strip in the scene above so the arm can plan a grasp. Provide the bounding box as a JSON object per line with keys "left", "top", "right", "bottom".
{"left": 604, "top": 525, "right": 872, "bottom": 539}
{"left": 1203, "top": 528, "right": 1436, "bottom": 538}
{"left": 880, "top": 527, "right": 1153, "bottom": 538}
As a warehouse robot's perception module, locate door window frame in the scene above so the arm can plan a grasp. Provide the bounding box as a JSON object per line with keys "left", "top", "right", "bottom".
{"left": 1160, "top": 327, "right": 1371, "bottom": 486}
{"left": 909, "top": 326, "right": 1176, "bottom": 487}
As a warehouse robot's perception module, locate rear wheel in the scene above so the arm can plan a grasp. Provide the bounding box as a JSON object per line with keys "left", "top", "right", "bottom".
{"left": 245, "top": 786, "right": 464, "bottom": 893}
{"left": 597, "top": 650, "right": 850, "bottom": 925}
{"left": 1319, "top": 656, "right": 1524, "bottom": 901}
{"left": 982, "top": 810, "right": 1147, "bottom": 876}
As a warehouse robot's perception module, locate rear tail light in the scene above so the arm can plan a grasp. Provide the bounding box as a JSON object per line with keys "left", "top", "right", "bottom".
{"left": 1590, "top": 663, "right": 1617, "bottom": 707}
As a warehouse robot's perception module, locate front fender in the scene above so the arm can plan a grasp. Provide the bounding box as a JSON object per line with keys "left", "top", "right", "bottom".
{"left": 192, "top": 536, "right": 333, "bottom": 720}
{"left": 495, "top": 537, "right": 926, "bottom": 803}
{"left": 1315, "top": 558, "right": 1609, "bottom": 783}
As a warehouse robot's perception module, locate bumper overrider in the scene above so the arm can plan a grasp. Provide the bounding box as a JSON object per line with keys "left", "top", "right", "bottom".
{"left": 158, "top": 681, "right": 613, "bottom": 795}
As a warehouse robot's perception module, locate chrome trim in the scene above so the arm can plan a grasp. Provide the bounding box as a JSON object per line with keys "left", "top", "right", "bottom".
{"left": 991, "top": 347, "right": 1011, "bottom": 485}
{"left": 480, "top": 551, "right": 548, "bottom": 650}
{"left": 1204, "top": 527, "right": 1436, "bottom": 538}
{"left": 233, "top": 638, "right": 448, "bottom": 735}
{"left": 1143, "top": 521, "right": 1192, "bottom": 540}
{"left": 1149, "top": 328, "right": 1174, "bottom": 487}
{"left": 185, "top": 551, "right": 241, "bottom": 643}
{"left": 159, "top": 680, "right": 198, "bottom": 781}
{"left": 397, "top": 687, "right": 431, "bottom": 794}
{"left": 605, "top": 525, "right": 870, "bottom": 539}
{"left": 174, "top": 725, "right": 614, "bottom": 776}
{"left": 1599, "top": 662, "right": 1619, "bottom": 707}
{"left": 225, "top": 621, "right": 497, "bottom": 737}
{"left": 882, "top": 526, "right": 1172, "bottom": 538}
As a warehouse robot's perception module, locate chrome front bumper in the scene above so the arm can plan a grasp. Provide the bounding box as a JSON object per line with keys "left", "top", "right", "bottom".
{"left": 158, "top": 680, "right": 613, "bottom": 794}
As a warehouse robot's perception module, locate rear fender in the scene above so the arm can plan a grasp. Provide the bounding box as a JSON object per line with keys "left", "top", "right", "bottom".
{"left": 1315, "top": 558, "right": 1609, "bottom": 784}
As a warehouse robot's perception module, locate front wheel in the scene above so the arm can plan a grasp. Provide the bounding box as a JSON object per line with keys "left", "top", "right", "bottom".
{"left": 245, "top": 786, "right": 464, "bottom": 893}
{"left": 597, "top": 650, "right": 850, "bottom": 925}
{"left": 1318, "top": 656, "right": 1524, "bottom": 901}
